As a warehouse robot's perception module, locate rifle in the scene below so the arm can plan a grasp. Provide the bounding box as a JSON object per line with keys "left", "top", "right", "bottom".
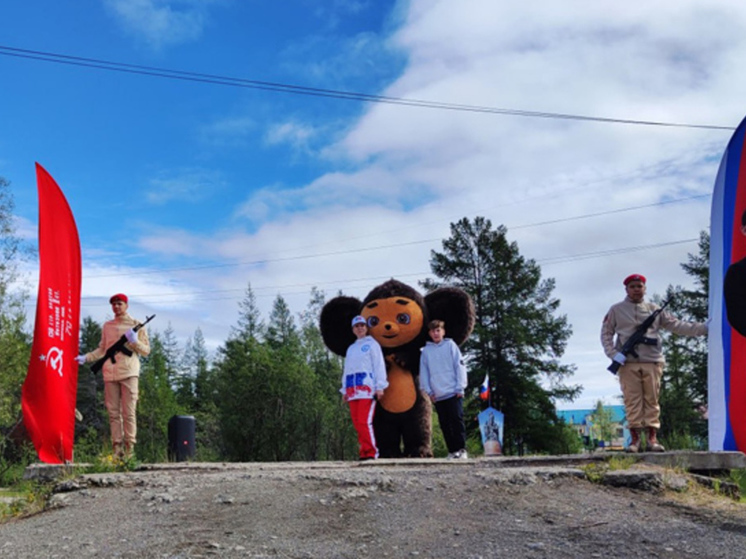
{"left": 91, "top": 315, "right": 155, "bottom": 374}
{"left": 607, "top": 300, "right": 670, "bottom": 375}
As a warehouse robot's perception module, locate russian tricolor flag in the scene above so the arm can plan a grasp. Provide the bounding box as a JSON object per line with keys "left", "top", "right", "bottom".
{"left": 479, "top": 374, "right": 490, "bottom": 401}
{"left": 709, "top": 115, "right": 746, "bottom": 452}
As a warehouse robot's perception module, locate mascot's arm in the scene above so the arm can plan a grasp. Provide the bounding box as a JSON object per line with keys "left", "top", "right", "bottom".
{"left": 391, "top": 349, "right": 421, "bottom": 378}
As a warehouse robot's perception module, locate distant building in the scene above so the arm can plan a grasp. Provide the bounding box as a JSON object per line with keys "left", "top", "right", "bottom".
{"left": 557, "top": 405, "right": 628, "bottom": 450}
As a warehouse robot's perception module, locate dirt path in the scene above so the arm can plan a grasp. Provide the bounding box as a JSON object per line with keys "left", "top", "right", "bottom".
{"left": 1, "top": 459, "right": 746, "bottom": 558}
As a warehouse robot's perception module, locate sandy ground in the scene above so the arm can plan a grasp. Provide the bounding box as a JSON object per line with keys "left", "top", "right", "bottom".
{"left": 1, "top": 458, "right": 746, "bottom": 558}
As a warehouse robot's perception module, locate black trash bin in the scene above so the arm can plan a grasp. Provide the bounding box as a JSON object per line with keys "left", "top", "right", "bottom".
{"left": 168, "top": 415, "right": 196, "bottom": 462}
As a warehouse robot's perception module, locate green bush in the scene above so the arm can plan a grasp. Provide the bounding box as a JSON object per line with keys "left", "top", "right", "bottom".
{"left": 728, "top": 468, "right": 746, "bottom": 502}
{"left": 0, "top": 438, "right": 36, "bottom": 488}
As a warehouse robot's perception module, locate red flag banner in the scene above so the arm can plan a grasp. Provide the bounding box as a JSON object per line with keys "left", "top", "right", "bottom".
{"left": 21, "top": 163, "right": 81, "bottom": 463}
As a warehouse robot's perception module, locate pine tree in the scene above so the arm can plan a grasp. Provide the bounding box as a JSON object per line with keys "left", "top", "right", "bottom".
{"left": 214, "top": 288, "right": 288, "bottom": 461}
{"left": 177, "top": 327, "right": 211, "bottom": 410}
{"left": 137, "top": 332, "right": 184, "bottom": 462}
{"left": 74, "top": 316, "right": 107, "bottom": 456}
{"left": 658, "top": 231, "right": 709, "bottom": 448}
{"left": 423, "top": 217, "right": 579, "bottom": 455}
{"left": 160, "top": 323, "right": 182, "bottom": 385}
{"left": 234, "top": 282, "right": 264, "bottom": 341}
{"left": 180, "top": 327, "right": 222, "bottom": 460}
{"left": 263, "top": 295, "right": 317, "bottom": 460}
{"left": 299, "top": 288, "right": 356, "bottom": 460}
{"left": 266, "top": 295, "right": 299, "bottom": 350}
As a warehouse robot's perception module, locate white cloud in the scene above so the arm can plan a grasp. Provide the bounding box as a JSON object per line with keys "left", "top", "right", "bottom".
{"left": 213, "top": 0, "right": 736, "bottom": 408}
{"left": 72, "top": 0, "right": 744, "bottom": 409}
{"left": 199, "top": 116, "right": 256, "bottom": 149}
{"left": 146, "top": 168, "right": 223, "bottom": 205}
{"left": 104, "top": 0, "right": 215, "bottom": 50}
{"left": 280, "top": 31, "right": 399, "bottom": 88}
{"left": 265, "top": 121, "right": 316, "bottom": 151}
{"left": 13, "top": 214, "right": 36, "bottom": 241}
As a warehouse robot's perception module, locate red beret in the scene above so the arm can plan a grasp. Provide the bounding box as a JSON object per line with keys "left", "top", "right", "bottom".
{"left": 623, "top": 274, "right": 646, "bottom": 286}
{"left": 109, "top": 293, "right": 128, "bottom": 304}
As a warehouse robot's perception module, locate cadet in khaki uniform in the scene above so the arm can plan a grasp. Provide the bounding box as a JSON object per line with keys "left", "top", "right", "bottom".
{"left": 601, "top": 275, "right": 707, "bottom": 453}
{"left": 77, "top": 294, "right": 150, "bottom": 458}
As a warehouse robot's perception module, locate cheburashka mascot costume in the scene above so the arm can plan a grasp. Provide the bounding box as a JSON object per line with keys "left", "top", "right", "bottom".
{"left": 321, "top": 279, "right": 474, "bottom": 458}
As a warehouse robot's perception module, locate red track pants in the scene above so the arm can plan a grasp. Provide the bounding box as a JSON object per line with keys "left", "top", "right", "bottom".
{"left": 348, "top": 399, "right": 378, "bottom": 459}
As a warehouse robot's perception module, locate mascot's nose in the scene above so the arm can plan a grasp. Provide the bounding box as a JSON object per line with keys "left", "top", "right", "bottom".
{"left": 384, "top": 323, "right": 394, "bottom": 331}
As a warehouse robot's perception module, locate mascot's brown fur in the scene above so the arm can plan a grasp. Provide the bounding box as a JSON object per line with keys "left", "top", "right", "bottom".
{"left": 320, "top": 279, "right": 475, "bottom": 458}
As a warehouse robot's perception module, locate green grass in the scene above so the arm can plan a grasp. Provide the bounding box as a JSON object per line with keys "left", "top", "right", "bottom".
{"left": 607, "top": 455, "right": 636, "bottom": 471}
{"left": 727, "top": 468, "right": 746, "bottom": 502}
{"left": 0, "top": 448, "right": 140, "bottom": 523}
{"left": 80, "top": 451, "right": 139, "bottom": 474}
{"left": 0, "top": 481, "right": 54, "bottom": 521}
{"left": 581, "top": 462, "right": 607, "bottom": 483}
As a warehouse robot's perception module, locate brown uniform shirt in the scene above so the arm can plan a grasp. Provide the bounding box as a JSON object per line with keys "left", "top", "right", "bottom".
{"left": 601, "top": 297, "right": 707, "bottom": 363}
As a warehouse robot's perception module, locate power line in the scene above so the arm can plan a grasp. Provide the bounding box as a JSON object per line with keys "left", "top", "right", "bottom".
{"left": 78, "top": 272, "right": 428, "bottom": 304}
{"left": 84, "top": 193, "right": 709, "bottom": 279}
{"left": 67, "top": 237, "right": 699, "bottom": 306}
{"left": 537, "top": 239, "right": 698, "bottom": 265}
{"left": 85, "top": 238, "right": 437, "bottom": 278}
{"left": 511, "top": 194, "right": 709, "bottom": 230}
{"left": 0, "top": 45, "right": 734, "bottom": 131}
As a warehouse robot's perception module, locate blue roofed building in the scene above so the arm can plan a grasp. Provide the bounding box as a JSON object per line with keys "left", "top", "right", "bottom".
{"left": 557, "top": 405, "right": 629, "bottom": 450}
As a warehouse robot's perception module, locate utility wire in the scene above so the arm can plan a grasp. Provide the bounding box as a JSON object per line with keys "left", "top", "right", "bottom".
{"left": 0, "top": 45, "right": 734, "bottom": 131}
{"left": 84, "top": 194, "right": 709, "bottom": 279}
{"left": 511, "top": 194, "right": 708, "bottom": 230}
{"left": 70, "top": 237, "right": 699, "bottom": 305}
{"left": 537, "top": 239, "right": 698, "bottom": 265}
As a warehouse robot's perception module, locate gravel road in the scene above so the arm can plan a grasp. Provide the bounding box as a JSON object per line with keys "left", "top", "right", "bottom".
{"left": 1, "top": 458, "right": 746, "bottom": 558}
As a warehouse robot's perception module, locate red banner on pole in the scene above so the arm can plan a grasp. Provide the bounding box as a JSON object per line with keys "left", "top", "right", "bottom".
{"left": 21, "top": 163, "right": 81, "bottom": 464}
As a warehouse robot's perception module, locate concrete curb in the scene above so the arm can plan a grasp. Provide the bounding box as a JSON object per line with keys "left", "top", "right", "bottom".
{"left": 21, "top": 451, "right": 746, "bottom": 482}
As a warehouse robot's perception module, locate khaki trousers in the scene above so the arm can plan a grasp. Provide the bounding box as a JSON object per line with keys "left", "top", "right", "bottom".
{"left": 104, "top": 376, "right": 139, "bottom": 448}
{"left": 618, "top": 362, "right": 664, "bottom": 429}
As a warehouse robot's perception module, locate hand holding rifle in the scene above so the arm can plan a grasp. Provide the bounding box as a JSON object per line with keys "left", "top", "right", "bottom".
{"left": 607, "top": 301, "right": 670, "bottom": 375}
{"left": 84, "top": 315, "right": 155, "bottom": 374}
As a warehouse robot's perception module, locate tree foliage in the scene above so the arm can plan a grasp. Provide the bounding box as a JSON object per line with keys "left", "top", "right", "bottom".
{"left": 0, "top": 177, "right": 32, "bottom": 478}
{"left": 137, "top": 332, "right": 184, "bottom": 462}
{"left": 298, "top": 288, "right": 356, "bottom": 460}
{"left": 74, "top": 316, "right": 107, "bottom": 457}
{"left": 212, "top": 288, "right": 356, "bottom": 462}
{"left": 658, "top": 231, "right": 709, "bottom": 448}
{"left": 423, "top": 217, "right": 580, "bottom": 455}
{"left": 591, "top": 400, "right": 615, "bottom": 446}
{"left": 0, "top": 181, "right": 716, "bottom": 468}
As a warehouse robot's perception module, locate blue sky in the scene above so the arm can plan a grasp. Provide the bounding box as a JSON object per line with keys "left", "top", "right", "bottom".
{"left": 1, "top": 1, "right": 743, "bottom": 408}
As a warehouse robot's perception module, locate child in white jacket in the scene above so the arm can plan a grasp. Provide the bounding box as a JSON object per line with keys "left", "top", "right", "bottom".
{"left": 341, "top": 315, "right": 389, "bottom": 460}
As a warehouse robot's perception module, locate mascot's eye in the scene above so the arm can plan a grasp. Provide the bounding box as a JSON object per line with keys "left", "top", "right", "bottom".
{"left": 396, "top": 313, "right": 411, "bottom": 325}
{"left": 367, "top": 316, "right": 379, "bottom": 327}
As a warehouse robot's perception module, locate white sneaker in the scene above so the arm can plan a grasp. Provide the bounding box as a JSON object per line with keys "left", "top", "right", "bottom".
{"left": 454, "top": 449, "right": 468, "bottom": 459}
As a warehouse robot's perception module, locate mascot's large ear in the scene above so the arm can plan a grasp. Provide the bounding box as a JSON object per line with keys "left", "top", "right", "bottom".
{"left": 424, "top": 287, "right": 475, "bottom": 346}
{"left": 320, "top": 296, "right": 363, "bottom": 356}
